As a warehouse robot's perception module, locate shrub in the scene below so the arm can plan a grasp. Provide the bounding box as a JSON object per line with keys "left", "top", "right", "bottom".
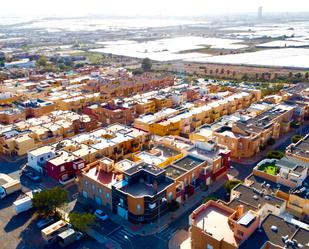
{"left": 267, "top": 138, "right": 276, "bottom": 146}
{"left": 290, "top": 121, "right": 301, "bottom": 129}
{"left": 266, "top": 150, "right": 284, "bottom": 160}
{"left": 203, "top": 196, "right": 218, "bottom": 203}
{"left": 292, "top": 135, "right": 303, "bottom": 144}
{"left": 168, "top": 200, "right": 180, "bottom": 212}
{"left": 224, "top": 180, "right": 242, "bottom": 193}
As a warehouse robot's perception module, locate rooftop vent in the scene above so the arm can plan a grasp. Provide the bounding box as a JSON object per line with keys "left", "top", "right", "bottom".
{"left": 271, "top": 225, "right": 278, "bottom": 232}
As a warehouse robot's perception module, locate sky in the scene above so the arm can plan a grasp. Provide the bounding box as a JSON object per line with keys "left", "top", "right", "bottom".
{"left": 1, "top": 0, "right": 309, "bottom": 17}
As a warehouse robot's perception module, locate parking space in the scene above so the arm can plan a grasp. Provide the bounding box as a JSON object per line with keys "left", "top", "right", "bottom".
{"left": 96, "top": 219, "right": 120, "bottom": 235}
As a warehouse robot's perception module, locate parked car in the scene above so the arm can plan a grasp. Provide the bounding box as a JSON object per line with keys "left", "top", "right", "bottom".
{"left": 32, "top": 187, "right": 43, "bottom": 195}
{"left": 37, "top": 217, "right": 55, "bottom": 229}
{"left": 24, "top": 171, "right": 40, "bottom": 181}
{"left": 94, "top": 209, "right": 109, "bottom": 221}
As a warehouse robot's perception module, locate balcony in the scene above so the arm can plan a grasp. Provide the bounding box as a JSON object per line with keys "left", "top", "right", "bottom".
{"left": 59, "top": 177, "right": 76, "bottom": 185}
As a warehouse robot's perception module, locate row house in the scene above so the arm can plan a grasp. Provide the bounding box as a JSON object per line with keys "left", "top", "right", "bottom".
{"left": 0, "top": 108, "right": 26, "bottom": 124}
{"left": 16, "top": 99, "right": 56, "bottom": 118}
{"left": 83, "top": 102, "right": 135, "bottom": 126}
{"left": 286, "top": 134, "right": 309, "bottom": 163}
{"left": 0, "top": 111, "right": 99, "bottom": 157}
{"left": 99, "top": 74, "right": 175, "bottom": 100}
{"left": 144, "top": 91, "right": 259, "bottom": 137}
{"left": 213, "top": 104, "right": 296, "bottom": 158}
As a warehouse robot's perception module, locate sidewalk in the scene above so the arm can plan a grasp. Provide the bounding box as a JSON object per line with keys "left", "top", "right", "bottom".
{"left": 168, "top": 229, "right": 190, "bottom": 249}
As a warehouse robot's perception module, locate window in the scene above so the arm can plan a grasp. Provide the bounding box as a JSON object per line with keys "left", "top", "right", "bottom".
{"left": 106, "top": 192, "right": 110, "bottom": 199}
{"left": 137, "top": 204, "right": 141, "bottom": 214}
{"left": 85, "top": 180, "right": 88, "bottom": 186}
{"left": 207, "top": 244, "right": 213, "bottom": 249}
{"left": 119, "top": 198, "right": 124, "bottom": 206}
{"left": 40, "top": 157, "right": 44, "bottom": 161}
{"left": 82, "top": 190, "right": 88, "bottom": 199}
{"left": 98, "top": 188, "right": 102, "bottom": 194}
{"left": 91, "top": 184, "right": 95, "bottom": 190}
{"left": 168, "top": 192, "right": 173, "bottom": 201}
{"left": 60, "top": 166, "right": 65, "bottom": 172}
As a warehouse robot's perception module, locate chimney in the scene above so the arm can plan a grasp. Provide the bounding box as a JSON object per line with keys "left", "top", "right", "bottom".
{"left": 238, "top": 205, "right": 244, "bottom": 216}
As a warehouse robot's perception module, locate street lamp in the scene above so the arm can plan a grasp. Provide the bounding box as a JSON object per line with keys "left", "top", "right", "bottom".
{"left": 157, "top": 197, "right": 167, "bottom": 227}
{"left": 124, "top": 235, "right": 134, "bottom": 249}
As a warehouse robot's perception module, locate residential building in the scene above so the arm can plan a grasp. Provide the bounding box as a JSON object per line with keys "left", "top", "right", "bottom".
{"left": 247, "top": 156, "right": 309, "bottom": 219}
{"left": 112, "top": 161, "right": 175, "bottom": 224}
{"left": 46, "top": 151, "right": 85, "bottom": 184}
{"left": 213, "top": 104, "right": 295, "bottom": 158}
{"left": 0, "top": 108, "right": 26, "bottom": 124}
{"left": 83, "top": 101, "right": 135, "bottom": 126}
{"left": 189, "top": 200, "right": 259, "bottom": 249}
{"left": 286, "top": 134, "right": 309, "bottom": 163}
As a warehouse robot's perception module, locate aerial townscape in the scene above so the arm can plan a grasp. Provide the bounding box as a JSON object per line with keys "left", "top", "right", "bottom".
{"left": 0, "top": 1, "right": 309, "bottom": 249}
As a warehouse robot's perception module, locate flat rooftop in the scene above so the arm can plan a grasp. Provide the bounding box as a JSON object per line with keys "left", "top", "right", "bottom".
{"left": 119, "top": 180, "right": 172, "bottom": 197}
{"left": 154, "top": 144, "right": 181, "bottom": 158}
{"left": 232, "top": 184, "right": 285, "bottom": 209}
{"left": 193, "top": 203, "right": 237, "bottom": 246}
{"left": 291, "top": 134, "right": 309, "bottom": 159}
{"left": 125, "top": 162, "right": 165, "bottom": 176}
{"left": 165, "top": 165, "right": 187, "bottom": 179}
{"left": 240, "top": 214, "right": 308, "bottom": 249}
{"left": 173, "top": 155, "right": 205, "bottom": 171}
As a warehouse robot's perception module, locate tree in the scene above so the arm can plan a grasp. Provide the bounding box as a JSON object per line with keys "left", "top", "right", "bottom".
{"left": 141, "top": 57, "right": 152, "bottom": 72}
{"left": 69, "top": 212, "right": 96, "bottom": 232}
{"left": 292, "top": 135, "right": 303, "bottom": 144}
{"left": 33, "top": 187, "right": 69, "bottom": 217}
{"left": 266, "top": 150, "right": 284, "bottom": 160}
{"left": 224, "top": 180, "right": 242, "bottom": 193}
{"left": 36, "top": 56, "right": 48, "bottom": 67}
{"left": 132, "top": 67, "right": 144, "bottom": 75}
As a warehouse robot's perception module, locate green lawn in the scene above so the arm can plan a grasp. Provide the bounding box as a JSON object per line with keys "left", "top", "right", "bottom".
{"left": 259, "top": 164, "right": 278, "bottom": 175}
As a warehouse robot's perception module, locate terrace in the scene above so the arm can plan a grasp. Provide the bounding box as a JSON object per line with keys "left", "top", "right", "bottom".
{"left": 191, "top": 201, "right": 238, "bottom": 246}
{"left": 258, "top": 162, "right": 279, "bottom": 176}
{"left": 165, "top": 165, "right": 187, "bottom": 179}
{"left": 173, "top": 155, "right": 205, "bottom": 171}
{"left": 85, "top": 166, "right": 122, "bottom": 188}
{"left": 119, "top": 179, "right": 173, "bottom": 197}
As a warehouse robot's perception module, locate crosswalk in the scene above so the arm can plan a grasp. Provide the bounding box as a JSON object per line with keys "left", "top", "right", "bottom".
{"left": 156, "top": 226, "right": 179, "bottom": 241}
{"left": 107, "top": 227, "right": 136, "bottom": 247}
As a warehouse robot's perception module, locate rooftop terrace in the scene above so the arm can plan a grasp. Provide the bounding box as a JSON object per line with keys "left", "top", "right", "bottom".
{"left": 173, "top": 155, "right": 205, "bottom": 171}
{"left": 192, "top": 202, "right": 237, "bottom": 246}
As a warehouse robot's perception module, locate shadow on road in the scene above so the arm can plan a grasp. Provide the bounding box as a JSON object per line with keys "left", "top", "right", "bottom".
{"left": 4, "top": 209, "right": 35, "bottom": 233}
